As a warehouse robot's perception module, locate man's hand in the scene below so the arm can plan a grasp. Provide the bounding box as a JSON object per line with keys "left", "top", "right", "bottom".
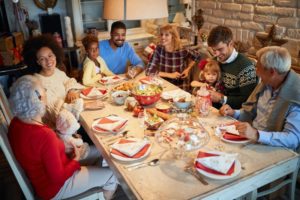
{"left": 65, "top": 90, "right": 80, "bottom": 103}
{"left": 209, "top": 90, "right": 223, "bottom": 103}
{"left": 219, "top": 104, "right": 235, "bottom": 117}
{"left": 235, "top": 122, "right": 259, "bottom": 142}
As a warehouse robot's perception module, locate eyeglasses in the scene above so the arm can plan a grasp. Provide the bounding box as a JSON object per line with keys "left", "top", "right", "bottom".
{"left": 37, "top": 53, "right": 56, "bottom": 64}
{"left": 34, "top": 88, "right": 47, "bottom": 100}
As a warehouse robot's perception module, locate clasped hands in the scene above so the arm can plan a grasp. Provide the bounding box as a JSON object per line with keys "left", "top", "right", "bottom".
{"left": 219, "top": 104, "right": 259, "bottom": 142}
{"left": 169, "top": 68, "right": 190, "bottom": 79}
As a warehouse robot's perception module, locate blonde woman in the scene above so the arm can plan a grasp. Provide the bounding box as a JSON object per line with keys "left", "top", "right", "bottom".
{"left": 146, "top": 24, "right": 200, "bottom": 90}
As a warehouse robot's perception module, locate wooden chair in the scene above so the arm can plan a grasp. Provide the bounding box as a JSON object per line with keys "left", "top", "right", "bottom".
{"left": 0, "top": 86, "right": 105, "bottom": 200}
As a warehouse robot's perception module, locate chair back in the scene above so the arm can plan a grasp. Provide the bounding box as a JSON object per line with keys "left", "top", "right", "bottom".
{"left": 0, "top": 87, "right": 35, "bottom": 200}
{"left": 0, "top": 85, "right": 13, "bottom": 125}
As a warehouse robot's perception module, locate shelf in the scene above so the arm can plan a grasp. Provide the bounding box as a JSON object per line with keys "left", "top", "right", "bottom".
{"left": 81, "top": 0, "right": 103, "bottom": 3}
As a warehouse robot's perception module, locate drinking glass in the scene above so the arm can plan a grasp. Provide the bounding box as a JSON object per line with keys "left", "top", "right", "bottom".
{"left": 137, "top": 110, "right": 145, "bottom": 128}
{"left": 214, "top": 125, "right": 225, "bottom": 151}
{"left": 128, "top": 67, "right": 137, "bottom": 79}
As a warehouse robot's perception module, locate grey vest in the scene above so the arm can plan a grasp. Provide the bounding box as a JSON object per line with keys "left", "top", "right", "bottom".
{"left": 239, "top": 70, "right": 300, "bottom": 131}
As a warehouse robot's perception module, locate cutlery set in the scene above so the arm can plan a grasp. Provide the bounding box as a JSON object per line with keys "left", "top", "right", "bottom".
{"left": 184, "top": 166, "right": 209, "bottom": 185}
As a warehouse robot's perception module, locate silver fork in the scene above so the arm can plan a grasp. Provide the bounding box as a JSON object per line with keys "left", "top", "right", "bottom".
{"left": 184, "top": 166, "right": 209, "bottom": 185}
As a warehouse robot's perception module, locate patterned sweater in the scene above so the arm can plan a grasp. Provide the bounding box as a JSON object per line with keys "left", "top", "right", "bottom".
{"left": 221, "top": 53, "right": 257, "bottom": 109}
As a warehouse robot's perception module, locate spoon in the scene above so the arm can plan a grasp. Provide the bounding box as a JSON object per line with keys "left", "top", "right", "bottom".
{"left": 126, "top": 159, "right": 160, "bottom": 171}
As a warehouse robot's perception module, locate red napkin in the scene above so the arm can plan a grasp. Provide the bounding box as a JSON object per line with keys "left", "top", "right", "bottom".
{"left": 111, "top": 139, "right": 150, "bottom": 158}
{"left": 94, "top": 117, "right": 127, "bottom": 132}
{"left": 223, "top": 133, "right": 248, "bottom": 141}
{"left": 195, "top": 151, "right": 235, "bottom": 175}
{"left": 81, "top": 87, "right": 107, "bottom": 96}
{"left": 139, "top": 77, "right": 151, "bottom": 84}
{"left": 81, "top": 87, "right": 93, "bottom": 96}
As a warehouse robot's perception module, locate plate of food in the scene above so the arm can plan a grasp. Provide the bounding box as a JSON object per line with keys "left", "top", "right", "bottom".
{"left": 110, "top": 138, "right": 152, "bottom": 162}
{"left": 195, "top": 151, "right": 241, "bottom": 180}
{"left": 112, "top": 81, "right": 134, "bottom": 92}
{"left": 80, "top": 87, "right": 108, "bottom": 100}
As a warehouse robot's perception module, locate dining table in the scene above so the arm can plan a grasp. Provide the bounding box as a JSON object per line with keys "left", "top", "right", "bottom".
{"left": 79, "top": 74, "right": 299, "bottom": 200}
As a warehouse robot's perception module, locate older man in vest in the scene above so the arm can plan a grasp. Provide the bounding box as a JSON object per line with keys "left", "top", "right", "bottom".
{"left": 219, "top": 46, "right": 300, "bottom": 151}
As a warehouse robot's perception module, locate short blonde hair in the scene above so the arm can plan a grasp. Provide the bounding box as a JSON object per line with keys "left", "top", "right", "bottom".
{"left": 199, "top": 59, "right": 221, "bottom": 82}
{"left": 159, "top": 24, "right": 182, "bottom": 51}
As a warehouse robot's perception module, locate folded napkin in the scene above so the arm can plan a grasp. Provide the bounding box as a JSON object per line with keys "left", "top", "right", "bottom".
{"left": 81, "top": 87, "right": 106, "bottom": 97}
{"left": 111, "top": 139, "right": 150, "bottom": 158}
{"left": 100, "top": 76, "right": 123, "bottom": 84}
{"left": 139, "top": 77, "right": 163, "bottom": 85}
{"left": 223, "top": 133, "right": 248, "bottom": 141}
{"left": 161, "top": 89, "right": 191, "bottom": 101}
{"left": 195, "top": 151, "right": 236, "bottom": 175}
{"left": 219, "top": 125, "right": 239, "bottom": 135}
{"left": 94, "top": 115, "right": 127, "bottom": 132}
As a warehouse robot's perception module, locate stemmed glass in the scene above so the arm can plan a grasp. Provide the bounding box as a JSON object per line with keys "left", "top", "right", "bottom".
{"left": 128, "top": 66, "right": 137, "bottom": 79}
{"left": 214, "top": 125, "right": 225, "bottom": 151}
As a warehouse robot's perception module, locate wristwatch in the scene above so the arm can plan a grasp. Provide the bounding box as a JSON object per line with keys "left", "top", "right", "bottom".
{"left": 220, "top": 95, "right": 226, "bottom": 105}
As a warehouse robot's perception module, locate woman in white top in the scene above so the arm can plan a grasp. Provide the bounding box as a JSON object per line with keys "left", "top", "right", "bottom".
{"left": 23, "top": 34, "right": 84, "bottom": 127}
{"left": 82, "top": 35, "right": 114, "bottom": 86}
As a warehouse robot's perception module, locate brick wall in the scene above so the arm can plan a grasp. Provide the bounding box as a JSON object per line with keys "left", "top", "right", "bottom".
{"left": 196, "top": 0, "right": 300, "bottom": 69}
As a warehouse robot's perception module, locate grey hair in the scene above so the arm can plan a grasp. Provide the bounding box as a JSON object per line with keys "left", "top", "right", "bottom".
{"left": 9, "top": 75, "right": 46, "bottom": 121}
{"left": 256, "top": 46, "right": 291, "bottom": 74}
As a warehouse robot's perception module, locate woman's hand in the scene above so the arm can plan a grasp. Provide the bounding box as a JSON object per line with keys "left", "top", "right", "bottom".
{"left": 180, "top": 68, "right": 190, "bottom": 79}
{"left": 66, "top": 90, "right": 80, "bottom": 103}
{"left": 72, "top": 144, "right": 85, "bottom": 161}
{"left": 167, "top": 72, "right": 182, "bottom": 79}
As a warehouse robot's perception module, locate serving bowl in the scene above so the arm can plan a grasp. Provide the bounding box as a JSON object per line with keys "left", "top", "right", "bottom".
{"left": 173, "top": 100, "right": 192, "bottom": 110}
{"left": 131, "top": 84, "right": 162, "bottom": 106}
{"left": 111, "top": 90, "right": 129, "bottom": 105}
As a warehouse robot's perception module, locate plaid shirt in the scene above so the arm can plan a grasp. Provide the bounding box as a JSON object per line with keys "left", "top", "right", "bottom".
{"left": 147, "top": 45, "right": 200, "bottom": 91}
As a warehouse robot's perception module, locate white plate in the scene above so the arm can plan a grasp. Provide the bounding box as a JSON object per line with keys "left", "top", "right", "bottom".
{"left": 91, "top": 116, "right": 127, "bottom": 134}
{"left": 99, "top": 76, "right": 124, "bottom": 85}
{"left": 196, "top": 158, "right": 241, "bottom": 180}
{"left": 80, "top": 90, "right": 108, "bottom": 100}
{"left": 221, "top": 135, "right": 251, "bottom": 144}
{"left": 110, "top": 139, "right": 152, "bottom": 162}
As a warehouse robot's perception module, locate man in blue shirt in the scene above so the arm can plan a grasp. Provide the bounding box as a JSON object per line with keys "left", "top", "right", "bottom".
{"left": 219, "top": 46, "right": 300, "bottom": 151}
{"left": 99, "top": 21, "right": 144, "bottom": 76}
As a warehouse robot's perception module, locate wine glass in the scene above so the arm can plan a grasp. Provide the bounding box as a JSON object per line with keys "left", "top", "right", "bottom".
{"left": 128, "top": 66, "right": 137, "bottom": 79}
{"left": 214, "top": 125, "right": 225, "bottom": 151}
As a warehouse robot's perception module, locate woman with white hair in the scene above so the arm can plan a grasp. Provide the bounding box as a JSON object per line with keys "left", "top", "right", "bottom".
{"left": 8, "top": 75, "right": 117, "bottom": 200}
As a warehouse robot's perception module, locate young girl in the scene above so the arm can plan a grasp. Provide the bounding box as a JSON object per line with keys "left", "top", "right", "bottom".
{"left": 191, "top": 59, "right": 224, "bottom": 93}
{"left": 82, "top": 35, "right": 114, "bottom": 86}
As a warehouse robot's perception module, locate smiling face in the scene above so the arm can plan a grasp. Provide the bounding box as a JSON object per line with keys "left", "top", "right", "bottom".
{"left": 110, "top": 28, "right": 126, "bottom": 48}
{"left": 87, "top": 42, "right": 99, "bottom": 61}
{"left": 210, "top": 41, "right": 234, "bottom": 62}
{"left": 160, "top": 30, "right": 173, "bottom": 48}
{"left": 36, "top": 47, "right": 56, "bottom": 76}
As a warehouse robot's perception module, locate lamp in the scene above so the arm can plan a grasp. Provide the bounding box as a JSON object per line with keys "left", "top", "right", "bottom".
{"left": 173, "top": 12, "right": 186, "bottom": 26}
{"left": 103, "top": 0, "right": 168, "bottom": 20}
